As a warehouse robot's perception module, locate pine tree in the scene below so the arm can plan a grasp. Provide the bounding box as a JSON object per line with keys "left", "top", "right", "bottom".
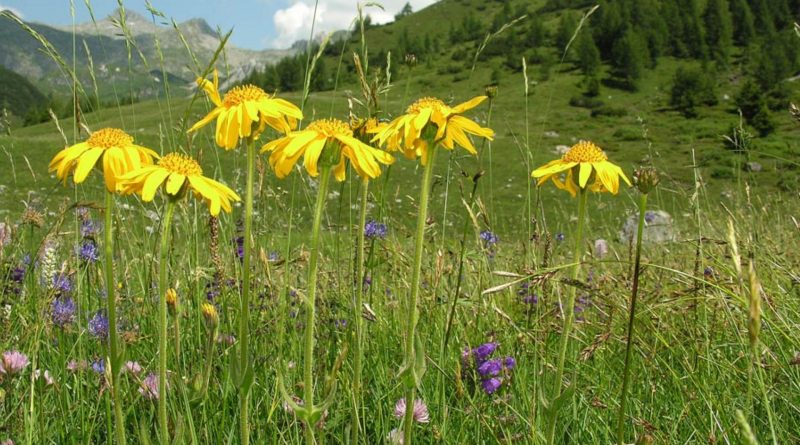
{"left": 730, "top": 0, "right": 755, "bottom": 46}
{"left": 670, "top": 65, "right": 718, "bottom": 117}
{"left": 748, "top": 0, "right": 775, "bottom": 34}
{"left": 612, "top": 29, "right": 648, "bottom": 90}
{"left": 594, "top": 0, "right": 626, "bottom": 58}
{"left": 736, "top": 79, "right": 774, "bottom": 135}
{"left": 555, "top": 11, "right": 578, "bottom": 52}
{"left": 703, "top": 0, "right": 733, "bottom": 65}
{"left": 678, "top": 0, "right": 707, "bottom": 59}
{"left": 576, "top": 30, "right": 601, "bottom": 76}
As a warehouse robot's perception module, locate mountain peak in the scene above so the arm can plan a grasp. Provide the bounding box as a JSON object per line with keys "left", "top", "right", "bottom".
{"left": 180, "top": 18, "right": 215, "bottom": 37}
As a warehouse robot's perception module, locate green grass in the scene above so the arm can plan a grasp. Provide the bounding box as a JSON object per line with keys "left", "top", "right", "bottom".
{"left": 1, "top": 1, "right": 800, "bottom": 444}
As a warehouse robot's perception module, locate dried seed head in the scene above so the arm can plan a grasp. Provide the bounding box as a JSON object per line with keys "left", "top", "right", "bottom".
{"left": 633, "top": 167, "right": 660, "bottom": 194}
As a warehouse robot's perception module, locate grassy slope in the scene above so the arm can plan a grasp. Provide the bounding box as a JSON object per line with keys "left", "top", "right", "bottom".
{"left": 0, "top": 0, "right": 798, "bottom": 237}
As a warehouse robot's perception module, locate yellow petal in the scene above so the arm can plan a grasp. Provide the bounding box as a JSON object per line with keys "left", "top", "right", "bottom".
{"left": 188, "top": 108, "right": 223, "bottom": 134}
{"left": 142, "top": 169, "right": 170, "bottom": 201}
{"left": 578, "top": 163, "right": 593, "bottom": 188}
{"left": 165, "top": 173, "right": 186, "bottom": 195}
{"left": 451, "top": 96, "right": 487, "bottom": 114}
{"left": 73, "top": 147, "right": 105, "bottom": 184}
{"left": 302, "top": 137, "right": 327, "bottom": 177}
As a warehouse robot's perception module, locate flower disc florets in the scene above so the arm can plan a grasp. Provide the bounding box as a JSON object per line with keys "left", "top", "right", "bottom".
{"left": 562, "top": 140, "right": 607, "bottom": 163}
{"left": 87, "top": 128, "right": 134, "bottom": 149}
{"left": 222, "top": 84, "right": 268, "bottom": 107}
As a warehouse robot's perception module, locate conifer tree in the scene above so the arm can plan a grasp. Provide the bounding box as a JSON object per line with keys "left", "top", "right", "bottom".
{"left": 730, "top": 0, "right": 756, "bottom": 46}
{"left": 703, "top": 0, "right": 734, "bottom": 65}
{"left": 577, "top": 30, "right": 601, "bottom": 76}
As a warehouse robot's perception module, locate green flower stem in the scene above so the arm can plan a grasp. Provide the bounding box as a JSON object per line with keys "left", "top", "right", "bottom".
{"left": 103, "top": 189, "right": 126, "bottom": 445}
{"left": 200, "top": 325, "right": 217, "bottom": 398}
{"left": 546, "top": 187, "right": 588, "bottom": 445}
{"left": 616, "top": 192, "right": 647, "bottom": 445}
{"left": 157, "top": 199, "right": 176, "bottom": 445}
{"left": 303, "top": 165, "right": 332, "bottom": 445}
{"left": 239, "top": 136, "right": 256, "bottom": 445}
{"left": 403, "top": 144, "right": 438, "bottom": 445}
{"left": 352, "top": 177, "right": 369, "bottom": 445}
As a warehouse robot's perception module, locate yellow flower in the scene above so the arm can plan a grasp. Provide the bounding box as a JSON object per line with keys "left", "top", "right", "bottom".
{"left": 188, "top": 69, "right": 303, "bottom": 149}
{"left": 119, "top": 152, "right": 241, "bottom": 216}
{"left": 201, "top": 302, "right": 219, "bottom": 329}
{"left": 48, "top": 128, "right": 158, "bottom": 192}
{"left": 261, "top": 118, "right": 394, "bottom": 181}
{"left": 371, "top": 96, "right": 494, "bottom": 164}
{"left": 531, "top": 140, "right": 631, "bottom": 197}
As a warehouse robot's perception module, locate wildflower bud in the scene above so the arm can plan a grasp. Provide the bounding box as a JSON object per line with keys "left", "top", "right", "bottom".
{"left": 405, "top": 53, "right": 417, "bottom": 67}
{"left": 201, "top": 303, "right": 219, "bottom": 330}
{"left": 485, "top": 84, "right": 498, "bottom": 99}
{"left": 21, "top": 206, "right": 44, "bottom": 228}
{"left": 165, "top": 289, "right": 178, "bottom": 316}
{"left": 633, "top": 167, "right": 659, "bottom": 194}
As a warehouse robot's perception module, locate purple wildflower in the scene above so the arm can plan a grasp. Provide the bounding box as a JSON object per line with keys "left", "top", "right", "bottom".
{"left": 481, "top": 377, "right": 502, "bottom": 394}
{"left": 80, "top": 219, "right": 100, "bottom": 238}
{"left": 0, "top": 351, "right": 30, "bottom": 376}
{"left": 139, "top": 373, "right": 159, "bottom": 400}
{"left": 393, "top": 398, "right": 430, "bottom": 423}
{"left": 52, "top": 273, "right": 72, "bottom": 295}
{"left": 364, "top": 220, "right": 387, "bottom": 240}
{"left": 594, "top": 239, "right": 609, "bottom": 259}
{"left": 10, "top": 266, "right": 24, "bottom": 283}
{"left": 91, "top": 359, "right": 105, "bottom": 374}
{"left": 51, "top": 297, "right": 76, "bottom": 327}
{"left": 78, "top": 241, "right": 100, "bottom": 263}
{"left": 124, "top": 361, "right": 143, "bottom": 375}
{"left": 504, "top": 356, "right": 516, "bottom": 370}
{"left": 233, "top": 236, "right": 244, "bottom": 262}
{"left": 67, "top": 360, "right": 88, "bottom": 372}
{"left": 477, "top": 359, "right": 503, "bottom": 377}
{"left": 472, "top": 342, "right": 498, "bottom": 363}
{"left": 555, "top": 233, "right": 565, "bottom": 242}
{"left": 88, "top": 312, "right": 109, "bottom": 340}
{"left": 479, "top": 230, "right": 499, "bottom": 245}
{"left": 644, "top": 211, "right": 656, "bottom": 223}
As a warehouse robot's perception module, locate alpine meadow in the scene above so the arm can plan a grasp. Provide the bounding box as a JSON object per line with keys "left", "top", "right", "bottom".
{"left": 2, "top": 0, "right": 800, "bottom": 444}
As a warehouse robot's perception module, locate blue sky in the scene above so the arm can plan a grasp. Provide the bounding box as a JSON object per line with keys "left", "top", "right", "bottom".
{"left": 0, "top": 0, "right": 436, "bottom": 50}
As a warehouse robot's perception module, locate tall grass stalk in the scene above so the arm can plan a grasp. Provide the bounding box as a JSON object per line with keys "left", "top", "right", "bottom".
{"left": 103, "top": 189, "right": 127, "bottom": 445}
{"left": 237, "top": 135, "right": 256, "bottom": 445}
{"left": 302, "top": 165, "right": 333, "bottom": 445}
{"left": 157, "top": 199, "right": 177, "bottom": 444}
{"left": 545, "top": 188, "right": 587, "bottom": 445}
{"left": 403, "top": 142, "right": 438, "bottom": 445}
{"left": 351, "top": 177, "right": 368, "bottom": 444}
{"left": 616, "top": 192, "right": 647, "bottom": 444}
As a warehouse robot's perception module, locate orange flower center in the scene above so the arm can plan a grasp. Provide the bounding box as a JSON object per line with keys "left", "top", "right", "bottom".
{"left": 86, "top": 128, "right": 134, "bottom": 149}
{"left": 407, "top": 97, "right": 447, "bottom": 114}
{"left": 158, "top": 153, "right": 203, "bottom": 176}
{"left": 222, "top": 84, "right": 268, "bottom": 107}
{"left": 562, "top": 141, "right": 608, "bottom": 163}
{"left": 307, "top": 118, "right": 353, "bottom": 138}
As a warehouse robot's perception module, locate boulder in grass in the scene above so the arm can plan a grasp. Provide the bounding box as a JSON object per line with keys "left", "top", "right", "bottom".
{"left": 745, "top": 162, "right": 762, "bottom": 172}
{"left": 619, "top": 210, "right": 676, "bottom": 243}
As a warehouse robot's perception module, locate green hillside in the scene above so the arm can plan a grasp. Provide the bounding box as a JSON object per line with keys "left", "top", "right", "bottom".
{"left": 0, "top": 65, "right": 47, "bottom": 120}
{"left": 0, "top": 0, "right": 799, "bottom": 234}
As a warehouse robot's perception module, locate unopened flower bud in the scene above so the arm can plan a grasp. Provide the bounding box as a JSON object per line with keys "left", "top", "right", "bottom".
{"left": 485, "top": 85, "right": 498, "bottom": 99}
{"left": 201, "top": 303, "right": 218, "bottom": 330}
{"left": 165, "top": 288, "right": 178, "bottom": 316}
{"left": 633, "top": 167, "right": 659, "bottom": 194}
{"left": 405, "top": 53, "right": 417, "bottom": 67}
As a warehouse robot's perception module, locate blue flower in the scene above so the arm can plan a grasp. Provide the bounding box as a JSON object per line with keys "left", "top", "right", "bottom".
{"left": 80, "top": 219, "right": 100, "bottom": 238}
{"left": 91, "top": 359, "right": 105, "bottom": 374}
{"left": 472, "top": 342, "right": 498, "bottom": 364}
{"left": 88, "top": 312, "right": 109, "bottom": 340}
{"left": 52, "top": 273, "right": 72, "bottom": 295}
{"left": 364, "top": 220, "right": 387, "bottom": 240}
{"left": 555, "top": 233, "right": 565, "bottom": 242}
{"left": 479, "top": 230, "right": 499, "bottom": 245}
{"left": 477, "top": 359, "right": 502, "bottom": 377}
{"left": 504, "top": 356, "right": 516, "bottom": 370}
{"left": 481, "top": 377, "right": 502, "bottom": 394}
{"left": 51, "top": 297, "right": 76, "bottom": 327}
{"left": 78, "top": 241, "right": 100, "bottom": 263}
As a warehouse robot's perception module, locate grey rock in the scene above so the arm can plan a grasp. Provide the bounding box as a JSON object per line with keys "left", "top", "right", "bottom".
{"left": 619, "top": 210, "right": 676, "bottom": 243}
{"left": 745, "top": 162, "right": 762, "bottom": 172}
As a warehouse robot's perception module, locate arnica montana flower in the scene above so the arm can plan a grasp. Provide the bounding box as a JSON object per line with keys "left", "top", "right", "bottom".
{"left": 531, "top": 140, "right": 630, "bottom": 197}
{"left": 189, "top": 69, "right": 303, "bottom": 149}
{"left": 119, "top": 153, "right": 240, "bottom": 216}
{"left": 371, "top": 96, "right": 494, "bottom": 164}
{"left": 261, "top": 118, "right": 394, "bottom": 181}
{"left": 48, "top": 128, "right": 158, "bottom": 192}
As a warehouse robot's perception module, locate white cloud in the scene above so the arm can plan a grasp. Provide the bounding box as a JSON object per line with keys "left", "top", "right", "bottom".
{"left": 271, "top": 0, "right": 435, "bottom": 48}
{"left": 0, "top": 4, "right": 23, "bottom": 18}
